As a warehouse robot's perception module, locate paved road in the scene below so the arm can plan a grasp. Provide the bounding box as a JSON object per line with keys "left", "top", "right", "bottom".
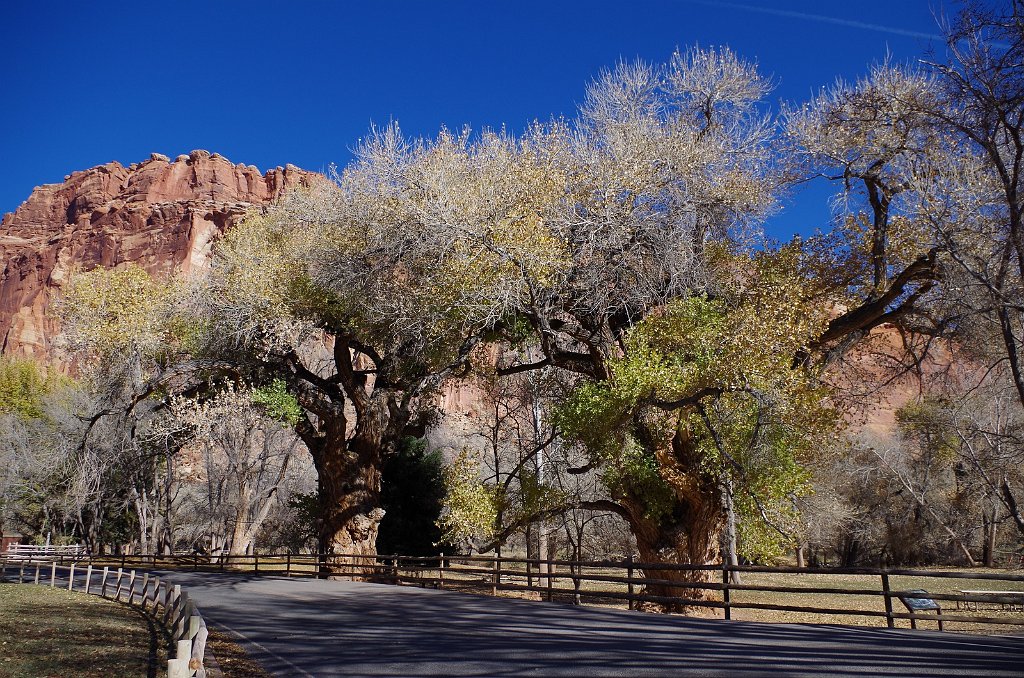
{"left": 147, "top": 571, "right": 1022, "bottom": 678}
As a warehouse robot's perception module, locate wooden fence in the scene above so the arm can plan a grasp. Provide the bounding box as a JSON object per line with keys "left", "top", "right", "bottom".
{"left": 9, "top": 551, "right": 1024, "bottom": 633}
{"left": 0, "top": 559, "right": 213, "bottom": 678}
{"left": 3, "top": 543, "right": 87, "bottom": 560}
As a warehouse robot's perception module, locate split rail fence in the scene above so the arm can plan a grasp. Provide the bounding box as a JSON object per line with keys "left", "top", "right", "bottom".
{"left": 0, "top": 558, "right": 212, "bottom": 678}
{"left": 6, "top": 551, "right": 1024, "bottom": 634}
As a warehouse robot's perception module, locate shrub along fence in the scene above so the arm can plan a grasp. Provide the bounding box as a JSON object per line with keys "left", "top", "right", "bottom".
{"left": 7, "top": 551, "right": 1024, "bottom": 633}
{"left": 0, "top": 558, "right": 213, "bottom": 678}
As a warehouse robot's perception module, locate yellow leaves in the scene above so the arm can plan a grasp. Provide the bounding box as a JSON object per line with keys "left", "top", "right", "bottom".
{"left": 218, "top": 212, "right": 301, "bottom": 317}
{"left": 61, "top": 263, "right": 176, "bottom": 359}
{"left": 438, "top": 449, "right": 499, "bottom": 543}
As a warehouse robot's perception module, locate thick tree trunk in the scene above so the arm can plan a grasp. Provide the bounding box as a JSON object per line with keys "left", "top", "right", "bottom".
{"left": 313, "top": 418, "right": 387, "bottom": 576}
{"left": 624, "top": 492, "right": 725, "bottom": 611}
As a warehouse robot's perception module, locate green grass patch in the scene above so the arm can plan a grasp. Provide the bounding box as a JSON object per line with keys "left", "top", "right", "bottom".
{"left": 0, "top": 583, "right": 160, "bottom": 678}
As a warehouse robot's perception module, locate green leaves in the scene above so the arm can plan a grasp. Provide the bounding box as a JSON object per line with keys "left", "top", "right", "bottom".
{"left": 251, "top": 379, "right": 303, "bottom": 426}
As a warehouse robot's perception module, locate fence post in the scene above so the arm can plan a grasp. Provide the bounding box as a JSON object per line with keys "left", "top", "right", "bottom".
{"left": 163, "top": 584, "right": 180, "bottom": 627}
{"left": 85, "top": 564, "right": 93, "bottom": 595}
{"left": 140, "top": 573, "right": 150, "bottom": 609}
{"left": 120, "top": 553, "right": 126, "bottom": 570}
{"left": 176, "top": 594, "right": 191, "bottom": 640}
{"left": 50, "top": 561, "right": 56, "bottom": 587}
{"left": 100, "top": 566, "right": 109, "bottom": 597}
{"left": 627, "top": 555, "right": 634, "bottom": 611}
{"left": 546, "top": 558, "right": 553, "bottom": 602}
{"left": 167, "top": 636, "right": 192, "bottom": 678}
{"left": 881, "top": 573, "right": 895, "bottom": 629}
{"left": 572, "top": 561, "right": 581, "bottom": 605}
{"left": 149, "top": 577, "right": 160, "bottom": 611}
{"left": 114, "top": 568, "right": 124, "bottom": 601}
{"left": 492, "top": 556, "right": 499, "bottom": 597}
{"left": 68, "top": 563, "right": 75, "bottom": 591}
{"left": 286, "top": 553, "right": 292, "bottom": 577}
{"left": 254, "top": 554, "right": 259, "bottom": 576}
{"left": 722, "top": 563, "right": 731, "bottom": 620}
{"left": 128, "top": 570, "right": 137, "bottom": 604}
{"left": 438, "top": 552, "right": 444, "bottom": 590}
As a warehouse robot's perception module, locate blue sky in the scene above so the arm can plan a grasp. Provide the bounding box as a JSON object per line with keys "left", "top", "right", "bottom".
{"left": 1, "top": 1, "right": 959, "bottom": 238}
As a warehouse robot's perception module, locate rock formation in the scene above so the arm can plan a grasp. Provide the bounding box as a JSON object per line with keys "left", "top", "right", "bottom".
{"left": 0, "top": 151, "right": 319, "bottom": 358}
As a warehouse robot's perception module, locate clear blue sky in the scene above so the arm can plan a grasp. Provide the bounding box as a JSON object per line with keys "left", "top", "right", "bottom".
{"left": 1, "top": 1, "right": 960, "bottom": 239}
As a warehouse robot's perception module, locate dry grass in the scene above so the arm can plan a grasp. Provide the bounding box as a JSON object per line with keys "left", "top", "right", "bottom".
{"left": 206, "top": 628, "right": 274, "bottom": 678}
{"left": 727, "top": 569, "right": 1024, "bottom": 634}
{"left": 0, "top": 583, "right": 162, "bottom": 678}
{"left": 428, "top": 563, "right": 1024, "bottom": 635}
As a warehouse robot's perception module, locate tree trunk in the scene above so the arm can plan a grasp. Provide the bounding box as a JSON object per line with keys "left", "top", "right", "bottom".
{"left": 625, "top": 493, "right": 724, "bottom": 611}
{"left": 983, "top": 506, "right": 998, "bottom": 568}
{"left": 314, "top": 423, "right": 386, "bottom": 576}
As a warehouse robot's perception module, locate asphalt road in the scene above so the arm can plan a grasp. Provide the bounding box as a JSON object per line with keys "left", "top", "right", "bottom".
{"left": 138, "top": 571, "right": 1024, "bottom": 678}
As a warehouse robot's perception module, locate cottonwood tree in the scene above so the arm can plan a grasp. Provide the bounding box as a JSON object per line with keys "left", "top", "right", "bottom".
{"left": 0, "top": 373, "right": 172, "bottom": 553}
{"left": 484, "top": 52, "right": 951, "bottom": 598}
{"left": 188, "top": 124, "right": 569, "bottom": 560}
{"left": 898, "top": 380, "right": 1024, "bottom": 564}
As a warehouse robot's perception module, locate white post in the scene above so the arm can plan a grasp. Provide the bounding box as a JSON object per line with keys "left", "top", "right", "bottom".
{"left": 192, "top": 621, "right": 209, "bottom": 678}
{"left": 85, "top": 565, "right": 93, "bottom": 595}
{"left": 114, "top": 568, "right": 124, "bottom": 601}
{"left": 175, "top": 592, "right": 191, "bottom": 639}
{"left": 167, "top": 657, "right": 189, "bottom": 678}
{"left": 68, "top": 563, "right": 76, "bottom": 591}
{"left": 50, "top": 561, "right": 56, "bottom": 587}
{"left": 100, "top": 566, "right": 109, "bottom": 597}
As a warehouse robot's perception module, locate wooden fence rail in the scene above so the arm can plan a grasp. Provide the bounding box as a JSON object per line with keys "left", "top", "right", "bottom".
{"left": 0, "top": 558, "right": 214, "bottom": 677}
{"left": 13, "top": 551, "right": 1024, "bottom": 632}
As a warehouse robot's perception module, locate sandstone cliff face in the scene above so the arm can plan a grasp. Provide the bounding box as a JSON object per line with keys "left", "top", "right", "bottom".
{"left": 0, "top": 151, "right": 318, "bottom": 358}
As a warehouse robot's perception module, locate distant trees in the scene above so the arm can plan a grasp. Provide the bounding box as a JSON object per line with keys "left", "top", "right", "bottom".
{"left": 927, "top": 0, "right": 1024, "bottom": 408}
{"left": 0, "top": 266, "right": 316, "bottom": 555}
{"left": 160, "top": 381, "right": 309, "bottom": 557}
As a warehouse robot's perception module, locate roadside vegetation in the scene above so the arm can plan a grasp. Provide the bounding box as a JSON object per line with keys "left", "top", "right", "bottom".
{"left": 0, "top": 583, "right": 160, "bottom": 678}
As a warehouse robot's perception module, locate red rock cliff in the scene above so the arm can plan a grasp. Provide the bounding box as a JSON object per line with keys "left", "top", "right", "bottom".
{"left": 0, "top": 151, "right": 319, "bottom": 358}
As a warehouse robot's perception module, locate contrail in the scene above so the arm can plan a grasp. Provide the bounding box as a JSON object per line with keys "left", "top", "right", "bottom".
{"left": 681, "top": 0, "right": 943, "bottom": 41}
